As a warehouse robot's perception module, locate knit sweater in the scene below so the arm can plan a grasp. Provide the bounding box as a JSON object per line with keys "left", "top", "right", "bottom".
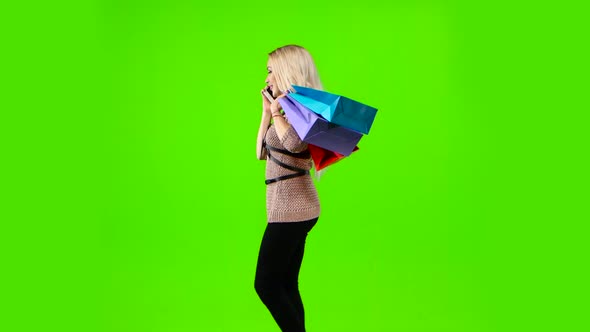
{"left": 262, "top": 120, "right": 321, "bottom": 223}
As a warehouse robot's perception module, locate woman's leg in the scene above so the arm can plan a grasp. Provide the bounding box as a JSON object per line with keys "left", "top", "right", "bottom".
{"left": 284, "top": 237, "right": 306, "bottom": 324}
{"left": 283, "top": 218, "right": 317, "bottom": 324}
{"left": 254, "top": 218, "right": 318, "bottom": 332}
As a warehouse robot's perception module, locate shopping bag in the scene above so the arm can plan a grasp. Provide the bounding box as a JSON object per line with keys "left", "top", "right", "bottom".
{"left": 308, "top": 144, "right": 359, "bottom": 171}
{"left": 278, "top": 94, "right": 362, "bottom": 156}
{"left": 288, "top": 85, "right": 377, "bottom": 134}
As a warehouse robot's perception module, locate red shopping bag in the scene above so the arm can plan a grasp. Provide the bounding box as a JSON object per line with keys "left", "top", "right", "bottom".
{"left": 308, "top": 144, "right": 359, "bottom": 171}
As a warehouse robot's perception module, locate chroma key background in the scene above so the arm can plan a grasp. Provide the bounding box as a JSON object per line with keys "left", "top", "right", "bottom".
{"left": 1, "top": 1, "right": 586, "bottom": 332}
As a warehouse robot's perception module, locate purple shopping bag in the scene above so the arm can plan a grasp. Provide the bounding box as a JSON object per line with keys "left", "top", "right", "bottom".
{"left": 278, "top": 94, "right": 362, "bottom": 156}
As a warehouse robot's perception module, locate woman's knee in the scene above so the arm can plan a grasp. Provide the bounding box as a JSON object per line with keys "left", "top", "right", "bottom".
{"left": 255, "top": 274, "right": 281, "bottom": 299}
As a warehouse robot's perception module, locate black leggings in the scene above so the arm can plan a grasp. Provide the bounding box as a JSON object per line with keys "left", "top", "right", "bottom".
{"left": 254, "top": 217, "right": 318, "bottom": 332}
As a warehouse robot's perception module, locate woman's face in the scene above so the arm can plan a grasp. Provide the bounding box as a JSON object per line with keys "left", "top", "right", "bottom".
{"left": 265, "top": 61, "right": 278, "bottom": 97}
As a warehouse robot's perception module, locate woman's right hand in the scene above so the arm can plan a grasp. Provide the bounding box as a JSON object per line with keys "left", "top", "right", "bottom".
{"left": 261, "top": 88, "right": 272, "bottom": 118}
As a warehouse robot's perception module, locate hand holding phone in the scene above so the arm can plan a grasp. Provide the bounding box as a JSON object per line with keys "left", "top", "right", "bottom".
{"left": 262, "top": 87, "right": 275, "bottom": 103}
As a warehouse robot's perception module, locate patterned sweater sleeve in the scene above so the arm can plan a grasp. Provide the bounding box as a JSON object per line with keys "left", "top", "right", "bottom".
{"left": 280, "top": 124, "right": 308, "bottom": 153}
{"left": 259, "top": 144, "right": 268, "bottom": 160}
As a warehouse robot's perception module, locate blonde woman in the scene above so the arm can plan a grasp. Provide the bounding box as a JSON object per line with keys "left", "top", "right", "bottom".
{"left": 254, "top": 45, "right": 323, "bottom": 331}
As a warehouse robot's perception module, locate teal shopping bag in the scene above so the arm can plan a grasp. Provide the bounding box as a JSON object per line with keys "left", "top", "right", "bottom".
{"left": 289, "top": 85, "right": 378, "bottom": 134}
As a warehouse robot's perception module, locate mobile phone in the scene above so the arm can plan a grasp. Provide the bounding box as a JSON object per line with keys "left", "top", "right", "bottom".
{"left": 262, "top": 87, "right": 275, "bottom": 103}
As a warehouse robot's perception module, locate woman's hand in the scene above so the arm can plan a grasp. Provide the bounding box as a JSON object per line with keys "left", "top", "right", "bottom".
{"left": 270, "top": 93, "right": 286, "bottom": 116}
{"left": 268, "top": 92, "right": 291, "bottom": 141}
{"left": 261, "top": 88, "right": 272, "bottom": 118}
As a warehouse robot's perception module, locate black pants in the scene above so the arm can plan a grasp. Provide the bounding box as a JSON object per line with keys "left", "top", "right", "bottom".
{"left": 254, "top": 217, "right": 318, "bottom": 332}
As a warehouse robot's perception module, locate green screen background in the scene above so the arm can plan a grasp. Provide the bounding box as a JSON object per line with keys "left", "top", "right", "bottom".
{"left": 2, "top": 1, "right": 587, "bottom": 332}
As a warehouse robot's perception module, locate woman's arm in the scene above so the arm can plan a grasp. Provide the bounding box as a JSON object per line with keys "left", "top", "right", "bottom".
{"left": 256, "top": 113, "right": 271, "bottom": 160}
{"left": 270, "top": 95, "right": 290, "bottom": 140}
{"left": 271, "top": 111, "right": 290, "bottom": 141}
{"left": 257, "top": 89, "right": 273, "bottom": 160}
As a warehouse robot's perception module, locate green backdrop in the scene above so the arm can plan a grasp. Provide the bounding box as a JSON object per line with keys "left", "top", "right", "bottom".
{"left": 2, "top": 1, "right": 587, "bottom": 332}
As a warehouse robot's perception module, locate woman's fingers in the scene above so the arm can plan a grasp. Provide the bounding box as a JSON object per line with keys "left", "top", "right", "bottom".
{"left": 261, "top": 88, "right": 271, "bottom": 102}
{"left": 270, "top": 98, "right": 280, "bottom": 112}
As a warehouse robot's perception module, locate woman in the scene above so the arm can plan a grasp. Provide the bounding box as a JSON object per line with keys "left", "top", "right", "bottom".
{"left": 254, "top": 45, "right": 323, "bottom": 332}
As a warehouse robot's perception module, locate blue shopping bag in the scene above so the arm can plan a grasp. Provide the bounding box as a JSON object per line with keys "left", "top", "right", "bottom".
{"left": 289, "top": 85, "right": 377, "bottom": 134}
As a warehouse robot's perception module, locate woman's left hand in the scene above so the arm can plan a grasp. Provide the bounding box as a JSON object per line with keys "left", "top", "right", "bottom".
{"left": 270, "top": 93, "right": 286, "bottom": 115}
